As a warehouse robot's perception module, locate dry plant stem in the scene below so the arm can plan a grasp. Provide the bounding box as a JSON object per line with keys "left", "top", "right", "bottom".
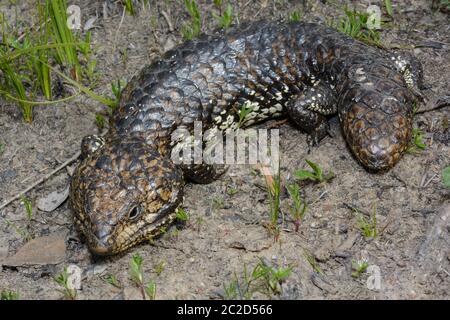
{"left": 0, "top": 151, "right": 80, "bottom": 211}
{"left": 416, "top": 96, "right": 450, "bottom": 114}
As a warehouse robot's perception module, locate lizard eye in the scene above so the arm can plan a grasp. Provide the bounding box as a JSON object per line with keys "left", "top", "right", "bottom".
{"left": 128, "top": 205, "right": 143, "bottom": 220}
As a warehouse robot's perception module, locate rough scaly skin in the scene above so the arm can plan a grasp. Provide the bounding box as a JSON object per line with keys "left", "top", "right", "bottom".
{"left": 70, "top": 21, "right": 423, "bottom": 255}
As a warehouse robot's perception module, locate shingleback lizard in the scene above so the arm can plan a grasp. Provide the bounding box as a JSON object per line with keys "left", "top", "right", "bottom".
{"left": 70, "top": 21, "right": 424, "bottom": 255}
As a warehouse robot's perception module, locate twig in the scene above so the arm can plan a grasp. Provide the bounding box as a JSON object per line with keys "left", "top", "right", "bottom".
{"left": 112, "top": 5, "right": 126, "bottom": 58}
{"left": 422, "top": 172, "right": 438, "bottom": 189}
{"left": 416, "top": 95, "right": 450, "bottom": 114}
{"left": 160, "top": 10, "right": 174, "bottom": 32}
{"left": 0, "top": 151, "right": 80, "bottom": 212}
{"left": 311, "top": 190, "right": 328, "bottom": 204}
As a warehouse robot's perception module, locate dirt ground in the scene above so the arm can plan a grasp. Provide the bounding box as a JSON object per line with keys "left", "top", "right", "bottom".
{"left": 0, "top": 0, "right": 449, "bottom": 300}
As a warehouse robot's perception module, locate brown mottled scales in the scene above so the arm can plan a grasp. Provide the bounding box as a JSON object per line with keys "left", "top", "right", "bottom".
{"left": 70, "top": 21, "right": 424, "bottom": 255}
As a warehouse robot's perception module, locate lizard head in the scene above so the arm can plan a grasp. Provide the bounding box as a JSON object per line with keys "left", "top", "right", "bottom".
{"left": 70, "top": 135, "right": 183, "bottom": 256}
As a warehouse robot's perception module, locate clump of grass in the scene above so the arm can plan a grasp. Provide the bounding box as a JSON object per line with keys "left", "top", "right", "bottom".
{"left": 95, "top": 113, "right": 105, "bottom": 130}
{"left": 129, "top": 253, "right": 157, "bottom": 300}
{"left": 294, "top": 159, "right": 334, "bottom": 183}
{"left": 351, "top": 259, "right": 369, "bottom": 278}
{"left": 0, "top": 14, "right": 34, "bottom": 122}
{"left": 352, "top": 205, "right": 377, "bottom": 239}
{"left": 223, "top": 258, "right": 293, "bottom": 299}
{"left": 145, "top": 280, "right": 157, "bottom": 300}
{"left": 102, "top": 274, "right": 122, "bottom": 289}
{"left": 286, "top": 183, "right": 308, "bottom": 232}
{"left": 182, "top": 0, "right": 201, "bottom": 40}
{"left": 212, "top": 196, "right": 225, "bottom": 210}
{"left": 288, "top": 9, "right": 302, "bottom": 22}
{"left": 0, "top": 0, "right": 106, "bottom": 122}
{"left": 442, "top": 166, "right": 450, "bottom": 188}
{"left": 407, "top": 128, "right": 426, "bottom": 153}
{"left": 47, "top": 0, "right": 81, "bottom": 81}
{"left": 20, "top": 195, "right": 33, "bottom": 222}
{"left": 110, "top": 78, "right": 126, "bottom": 110}
{"left": 1, "top": 290, "right": 19, "bottom": 300}
{"left": 226, "top": 186, "right": 239, "bottom": 196}
{"left": 54, "top": 267, "right": 77, "bottom": 300}
{"left": 175, "top": 207, "right": 190, "bottom": 224}
{"left": 264, "top": 171, "right": 282, "bottom": 242}
{"left": 333, "top": 6, "right": 382, "bottom": 47}
{"left": 174, "top": 207, "right": 190, "bottom": 233}
{"left": 213, "top": 3, "right": 233, "bottom": 29}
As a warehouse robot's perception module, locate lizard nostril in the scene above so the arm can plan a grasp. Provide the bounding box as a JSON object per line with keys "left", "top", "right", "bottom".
{"left": 89, "top": 226, "right": 114, "bottom": 256}
{"left": 91, "top": 225, "right": 112, "bottom": 242}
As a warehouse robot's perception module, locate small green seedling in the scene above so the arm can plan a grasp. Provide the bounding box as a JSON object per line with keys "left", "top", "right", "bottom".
{"left": 1, "top": 290, "right": 19, "bottom": 300}
{"left": 289, "top": 9, "right": 301, "bottom": 22}
{"left": 407, "top": 128, "right": 426, "bottom": 153}
{"left": 226, "top": 186, "right": 239, "bottom": 196}
{"left": 286, "top": 183, "right": 308, "bottom": 232}
{"left": 129, "top": 253, "right": 157, "bottom": 300}
{"left": 223, "top": 278, "right": 239, "bottom": 299}
{"left": 351, "top": 259, "right": 369, "bottom": 278}
{"left": 95, "top": 114, "right": 105, "bottom": 130}
{"left": 222, "top": 258, "right": 292, "bottom": 299}
{"left": 103, "top": 274, "right": 122, "bottom": 289}
{"left": 294, "top": 159, "right": 334, "bottom": 183}
{"left": 212, "top": 196, "right": 225, "bottom": 210}
{"left": 153, "top": 261, "right": 165, "bottom": 276}
{"left": 145, "top": 280, "right": 157, "bottom": 300}
{"left": 130, "top": 253, "right": 144, "bottom": 287}
{"left": 182, "top": 0, "right": 201, "bottom": 40}
{"left": 175, "top": 207, "right": 190, "bottom": 223}
{"left": 0, "top": 143, "right": 4, "bottom": 155}
{"left": 54, "top": 267, "right": 77, "bottom": 300}
{"left": 264, "top": 171, "right": 281, "bottom": 242}
{"left": 254, "top": 260, "right": 293, "bottom": 296}
{"left": 442, "top": 166, "right": 450, "bottom": 188}
{"left": 20, "top": 195, "right": 33, "bottom": 222}
{"left": 213, "top": 3, "right": 233, "bottom": 29}
{"left": 110, "top": 79, "right": 126, "bottom": 110}
{"left": 158, "top": 225, "right": 167, "bottom": 235}
{"left": 237, "top": 102, "right": 254, "bottom": 128}
{"left": 353, "top": 205, "right": 377, "bottom": 239}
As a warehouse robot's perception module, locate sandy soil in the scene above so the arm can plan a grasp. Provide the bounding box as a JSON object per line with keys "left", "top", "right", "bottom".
{"left": 0, "top": 0, "right": 449, "bottom": 299}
